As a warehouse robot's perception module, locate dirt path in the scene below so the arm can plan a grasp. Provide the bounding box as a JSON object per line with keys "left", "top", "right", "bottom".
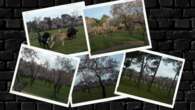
{"left": 92, "top": 40, "right": 146, "bottom": 55}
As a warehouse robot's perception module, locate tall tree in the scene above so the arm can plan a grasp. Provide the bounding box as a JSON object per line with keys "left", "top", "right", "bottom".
{"left": 146, "top": 56, "right": 162, "bottom": 91}
{"left": 135, "top": 52, "right": 161, "bottom": 88}
{"left": 29, "top": 62, "right": 42, "bottom": 86}
{"left": 51, "top": 56, "right": 74, "bottom": 98}
{"left": 123, "top": 52, "right": 142, "bottom": 80}
{"left": 78, "top": 55, "right": 119, "bottom": 98}
{"left": 137, "top": 54, "right": 146, "bottom": 87}
{"left": 163, "top": 58, "right": 183, "bottom": 96}
{"left": 21, "top": 47, "right": 39, "bottom": 86}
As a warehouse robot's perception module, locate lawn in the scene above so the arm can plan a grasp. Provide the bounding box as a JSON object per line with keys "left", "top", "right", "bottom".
{"left": 29, "top": 26, "right": 87, "bottom": 54}
{"left": 72, "top": 85, "right": 117, "bottom": 103}
{"left": 118, "top": 76, "right": 174, "bottom": 104}
{"left": 14, "top": 76, "right": 70, "bottom": 103}
{"left": 89, "top": 31, "right": 148, "bottom": 55}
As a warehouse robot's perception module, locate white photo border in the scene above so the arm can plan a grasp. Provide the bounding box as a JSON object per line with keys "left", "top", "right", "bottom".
{"left": 22, "top": 1, "right": 89, "bottom": 56}
{"left": 115, "top": 50, "right": 185, "bottom": 108}
{"left": 83, "top": 0, "right": 152, "bottom": 59}
{"left": 9, "top": 44, "right": 80, "bottom": 108}
{"left": 70, "top": 53, "right": 127, "bottom": 107}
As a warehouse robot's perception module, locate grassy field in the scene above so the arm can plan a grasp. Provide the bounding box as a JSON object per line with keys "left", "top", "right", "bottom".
{"left": 118, "top": 76, "right": 174, "bottom": 104}
{"left": 29, "top": 26, "right": 87, "bottom": 54}
{"left": 72, "top": 85, "right": 117, "bottom": 103}
{"left": 89, "top": 31, "right": 148, "bottom": 55}
{"left": 14, "top": 76, "right": 70, "bottom": 103}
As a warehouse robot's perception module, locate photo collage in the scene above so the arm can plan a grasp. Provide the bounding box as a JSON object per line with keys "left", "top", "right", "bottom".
{"left": 9, "top": 0, "right": 185, "bottom": 109}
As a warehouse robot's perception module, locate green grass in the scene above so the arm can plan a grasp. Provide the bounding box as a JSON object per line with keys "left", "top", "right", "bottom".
{"left": 118, "top": 76, "right": 174, "bottom": 104}
{"left": 89, "top": 31, "right": 148, "bottom": 54}
{"left": 14, "top": 76, "right": 70, "bottom": 103}
{"left": 72, "top": 85, "right": 116, "bottom": 103}
{"left": 29, "top": 26, "right": 87, "bottom": 54}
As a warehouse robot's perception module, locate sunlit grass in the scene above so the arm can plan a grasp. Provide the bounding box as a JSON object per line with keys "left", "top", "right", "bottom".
{"left": 89, "top": 31, "right": 148, "bottom": 54}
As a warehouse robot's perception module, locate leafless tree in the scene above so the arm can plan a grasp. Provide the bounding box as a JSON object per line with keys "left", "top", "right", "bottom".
{"left": 77, "top": 55, "right": 119, "bottom": 98}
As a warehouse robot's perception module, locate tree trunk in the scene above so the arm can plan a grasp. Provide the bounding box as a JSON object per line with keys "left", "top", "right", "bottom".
{"left": 96, "top": 75, "right": 106, "bottom": 98}
{"left": 84, "top": 84, "right": 91, "bottom": 93}
{"left": 137, "top": 56, "right": 146, "bottom": 88}
{"left": 121, "top": 15, "right": 131, "bottom": 32}
{"left": 122, "top": 58, "right": 133, "bottom": 79}
{"left": 86, "top": 86, "right": 91, "bottom": 93}
{"left": 167, "top": 71, "right": 178, "bottom": 97}
{"left": 129, "top": 73, "right": 133, "bottom": 80}
{"left": 52, "top": 74, "right": 62, "bottom": 98}
{"left": 147, "top": 57, "right": 162, "bottom": 92}
{"left": 53, "top": 83, "right": 57, "bottom": 98}
{"left": 122, "top": 67, "right": 127, "bottom": 78}
{"left": 56, "top": 85, "right": 61, "bottom": 95}
{"left": 30, "top": 77, "right": 35, "bottom": 86}
{"left": 30, "top": 65, "right": 38, "bottom": 86}
{"left": 128, "top": 58, "right": 133, "bottom": 80}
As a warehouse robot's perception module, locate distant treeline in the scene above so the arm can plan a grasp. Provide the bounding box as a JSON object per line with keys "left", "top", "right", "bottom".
{"left": 124, "top": 69, "right": 177, "bottom": 90}
{"left": 27, "top": 14, "right": 83, "bottom": 32}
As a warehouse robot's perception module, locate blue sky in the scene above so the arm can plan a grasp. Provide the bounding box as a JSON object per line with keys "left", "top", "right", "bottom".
{"left": 24, "top": 2, "right": 84, "bottom": 22}
{"left": 84, "top": 5, "right": 112, "bottom": 20}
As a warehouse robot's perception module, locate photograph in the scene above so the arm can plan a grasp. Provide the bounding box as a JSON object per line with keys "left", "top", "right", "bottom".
{"left": 70, "top": 53, "right": 126, "bottom": 107}
{"left": 115, "top": 50, "right": 185, "bottom": 108}
{"left": 84, "top": 0, "right": 151, "bottom": 58}
{"left": 10, "top": 44, "right": 80, "bottom": 107}
{"left": 23, "top": 2, "right": 88, "bottom": 55}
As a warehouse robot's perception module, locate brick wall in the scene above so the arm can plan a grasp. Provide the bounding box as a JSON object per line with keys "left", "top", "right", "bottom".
{"left": 0, "top": 0, "right": 194, "bottom": 110}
